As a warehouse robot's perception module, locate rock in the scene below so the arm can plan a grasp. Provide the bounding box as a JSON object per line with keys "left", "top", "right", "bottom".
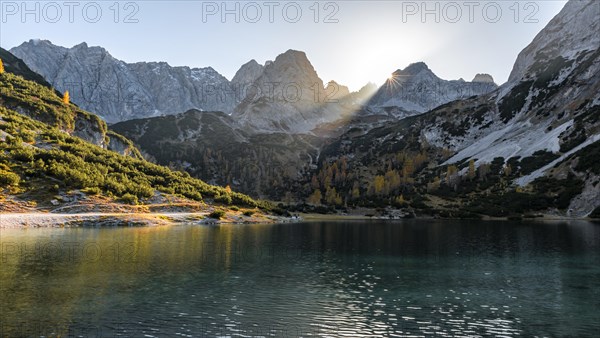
{"left": 366, "top": 62, "right": 498, "bottom": 118}
{"left": 10, "top": 40, "right": 237, "bottom": 123}
{"left": 472, "top": 74, "right": 495, "bottom": 83}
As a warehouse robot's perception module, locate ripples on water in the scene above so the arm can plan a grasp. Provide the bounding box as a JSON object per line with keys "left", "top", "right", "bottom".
{"left": 1, "top": 220, "right": 599, "bottom": 337}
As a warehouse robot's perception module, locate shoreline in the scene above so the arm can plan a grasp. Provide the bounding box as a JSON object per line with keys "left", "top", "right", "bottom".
{"left": 0, "top": 211, "right": 286, "bottom": 228}
{"left": 0, "top": 211, "right": 596, "bottom": 229}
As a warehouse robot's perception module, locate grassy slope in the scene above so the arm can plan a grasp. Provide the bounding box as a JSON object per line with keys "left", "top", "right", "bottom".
{"left": 0, "top": 71, "right": 269, "bottom": 211}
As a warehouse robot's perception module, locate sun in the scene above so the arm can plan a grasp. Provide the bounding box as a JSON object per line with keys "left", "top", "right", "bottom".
{"left": 386, "top": 73, "right": 401, "bottom": 90}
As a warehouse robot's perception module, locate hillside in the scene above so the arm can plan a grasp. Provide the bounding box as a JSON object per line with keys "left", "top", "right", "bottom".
{"left": 111, "top": 109, "right": 324, "bottom": 199}
{"left": 300, "top": 0, "right": 600, "bottom": 218}
{"left": 0, "top": 69, "right": 268, "bottom": 216}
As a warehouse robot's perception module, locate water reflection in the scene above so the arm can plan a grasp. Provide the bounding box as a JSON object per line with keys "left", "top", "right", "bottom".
{"left": 1, "top": 220, "right": 599, "bottom": 337}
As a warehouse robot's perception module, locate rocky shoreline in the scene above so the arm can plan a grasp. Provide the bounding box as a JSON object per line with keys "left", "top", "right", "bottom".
{"left": 0, "top": 212, "right": 288, "bottom": 228}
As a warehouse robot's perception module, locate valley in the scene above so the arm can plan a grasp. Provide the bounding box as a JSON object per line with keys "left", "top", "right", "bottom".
{"left": 1, "top": 0, "right": 599, "bottom": 221}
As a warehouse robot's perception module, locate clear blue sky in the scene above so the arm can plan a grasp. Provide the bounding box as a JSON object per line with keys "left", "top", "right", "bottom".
{"left": 0, "top": 0, "right": 567, "bottom": 90}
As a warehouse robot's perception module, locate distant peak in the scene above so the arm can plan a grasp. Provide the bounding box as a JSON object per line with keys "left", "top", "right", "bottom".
{"left": 472, "top": 73, "right": 495, "bottom": 83}
{"left": 73, "top": 42, "right": 88, "bottom": 49}
{"left": 275, "top": 49, "right": 310, "bottom": 64}
{"left": 239, "top": 59, "right": 263, "bottom": 70}
{"left": 245, "top": 59, "right": 260, "bottom": 66}
{"left": 394, "top": 62, "right": 432, "bottom": 76}
{"left": 282, "top": 49, "right": 307, "bottom": 57}
{"left": 29, "top": 38, "right": 48, "bottom": 45}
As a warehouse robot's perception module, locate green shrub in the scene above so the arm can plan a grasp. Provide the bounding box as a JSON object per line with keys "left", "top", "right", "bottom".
{"left": 229, "top": 206, "right": 239, "bottom": 211}
{"left": 81, "top": 187, "right": 101, "bottom": 195}
{"left": 0, "top": 169, "right": 20, "bottom": 186}
{"left": 120, "top": 193, "right": 138, "bottom": 205}
{"left": 208, "top": 210, "right": 226, "bottom": 219}
{"left": 243, "top": 210, "right": 255, "bottom": 217}
{"left": 215, "top": 194, "right": 232, "bottom": 205}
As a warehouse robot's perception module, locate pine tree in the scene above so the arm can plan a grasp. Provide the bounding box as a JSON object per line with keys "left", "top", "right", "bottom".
{"left": 0, "top": 59, "right": 4, "bottom": 74}
{"left": 63, "top": 91, "right": 70, "bottom": 104}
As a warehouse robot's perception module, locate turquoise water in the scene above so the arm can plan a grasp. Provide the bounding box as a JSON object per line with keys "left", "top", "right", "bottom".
{"left": 1, "top": 220, "right": 599, "bottom": 337}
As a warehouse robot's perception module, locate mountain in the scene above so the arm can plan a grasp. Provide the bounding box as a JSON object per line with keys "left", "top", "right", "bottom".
{"left": 10, "top": 40, "right": 237, "bottom": 123}
{"left": 0, "top": 47, "right": 53, "bottom": 89}
{"left": 0, "top": 61, "right": 267, "bottom": 213}
{"left": 307, "top": 0, "right": 600, "bottom": 218}
{"left": 366, "top": 62, "right": 498, "bottom": 118}
{"left": 472, "top": 74, "right": 495, "bottom": 83}
{"left": 232, "top": 50, "right": 331, "bottom": 133}
{"left": 111, "top": 109, "right": 324, "bottom": 199}
{"left": 0, "top": 47, "right": 139, "bottom": 156}
{"left": 231, "top": 59, "right": 264, "bottom": 88}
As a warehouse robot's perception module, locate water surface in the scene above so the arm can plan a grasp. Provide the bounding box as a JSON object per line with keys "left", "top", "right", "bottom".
{"left": 1, "top": 220, "right": 599, "bottom": 337}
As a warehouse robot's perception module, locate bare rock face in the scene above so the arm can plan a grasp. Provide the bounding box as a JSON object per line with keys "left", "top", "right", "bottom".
{"left": 231, "top": 59, "right": 264, "bottom": 90}
{"left": 324, "top": 80, "right": 351, "bottom": 101}
{"left": 506, "top": 0, "right": 600, "bottom": 86}
{"left": 472, "top": 74, "right": 495, "bottom": 83}
{"left": 10, "top": 40, "right": 237, "bottom": 123}
{"left": 232, "top": 50, "right": 330, "bottom": 133}
{"left": 366, "top": 62, "right": 498, "bottom": 118}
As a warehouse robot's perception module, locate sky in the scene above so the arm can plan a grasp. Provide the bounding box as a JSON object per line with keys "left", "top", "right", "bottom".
{"left": 0, "top": 0, "right": 567, "bottom": 91}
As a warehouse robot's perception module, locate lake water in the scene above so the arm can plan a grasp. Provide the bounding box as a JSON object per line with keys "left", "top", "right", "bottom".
{"left": 1, "top": 220, "right": 599, "bottom": 337}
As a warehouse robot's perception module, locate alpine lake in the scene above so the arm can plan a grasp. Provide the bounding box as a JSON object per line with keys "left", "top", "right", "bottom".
{"left": 1, "top": 219, "right": 599, "bottom": 337}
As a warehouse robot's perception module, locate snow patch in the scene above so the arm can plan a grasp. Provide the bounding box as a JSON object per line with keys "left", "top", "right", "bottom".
{"left": 445, "top": 119, "right": 573, "bottom": 165}
{"left": 515, "top": 133, "right": 600, "bottom": 187}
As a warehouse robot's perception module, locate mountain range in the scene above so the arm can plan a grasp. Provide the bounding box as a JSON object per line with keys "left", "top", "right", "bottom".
{"left": 11, "top": 41, "right": 497, "bottom": 133}
{"left": 3, "top": 0, "right": 599, "bottom": 218}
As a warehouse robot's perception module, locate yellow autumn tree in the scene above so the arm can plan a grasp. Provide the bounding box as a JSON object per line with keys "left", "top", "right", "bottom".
{"left": 351, "top": 181, "right": 361, "bottom": 199}
{"left": 307, "top": 189, "right": 322, "bottom": 205}
{"left": 468, "top": 159, "right": 476, "bottom": 180}
{"left": 394, "top": 195, "right": 406, "bottom": 206}
{"left": 325, "top": 187, "right": 342, "bottom": 206}
{"left": 224, "top": 185, "right": 232, "bottom": 194}
{"left": 373, "top": 175, "right": 385, "bottom": 195}
{"left": 504, "top": 164, "right": 512, "bottom": 177}
{"left": 0, "top": 59, "right": 4, "bottom": 74}
{"left": 63, "top": 91, "right": 70, "bottom": 104}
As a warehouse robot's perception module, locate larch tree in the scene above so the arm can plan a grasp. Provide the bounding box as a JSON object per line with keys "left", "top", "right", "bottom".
{"left": 0, "top": 59, "right": 4, "bottom": 74}
{"left": 468, "top": 159, "right": 476, "bottom": 180}
{"left": 63, "top": 91, "right": 70, "bottom": 104}
{"left": 307, "top": 189, "right": 322, "bottom": 205}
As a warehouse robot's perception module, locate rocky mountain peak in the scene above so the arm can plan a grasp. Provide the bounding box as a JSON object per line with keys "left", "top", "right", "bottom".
{"left": 507, "top": 0, "right": 599, "bottom": 84}
{"left": 325, "top": 80, "right": 351, "bottom": 100}
{"left": 394, "top": 62, "right": 432, "bottom": 76}
{"left": 73, "top": 42, "right": 89, "bottom": 49}
{"left": 231, "top": 59, "right": 264, "bottom": 88}
{"left": 10, "top": 41, "right": 237, "bottom": 123}
{"left": 472, "top": 73, "right": 495, "bottom": 83}
{"left": 261, "top": 49, "right": 322, "bottom": 86}
{"left": 233, "top": 49, "right": 332, "bottom": 133}
{"left": 367, "top": 62, "right": 497, "bottom": 117}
